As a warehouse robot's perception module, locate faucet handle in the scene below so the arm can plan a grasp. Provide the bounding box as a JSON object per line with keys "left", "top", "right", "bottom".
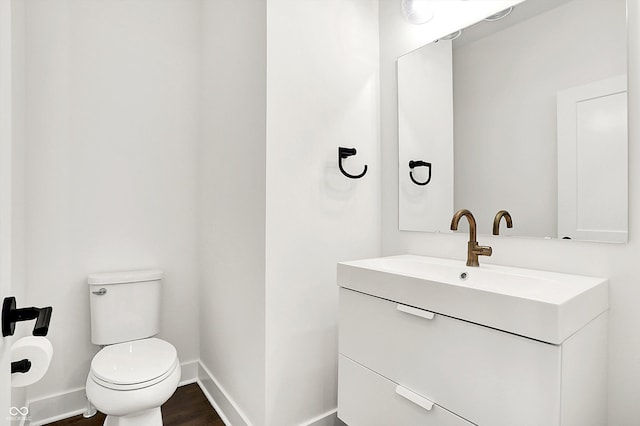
{"left": 475, "top": 244, "right": 492, "bottom": 257}
{"left": 467, "top": 241, "right": 492, "bottom": 267}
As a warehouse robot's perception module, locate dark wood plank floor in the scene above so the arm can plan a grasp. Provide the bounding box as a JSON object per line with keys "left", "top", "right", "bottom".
{"left": 46, "top": 383, "right": 224, "bottom": 426}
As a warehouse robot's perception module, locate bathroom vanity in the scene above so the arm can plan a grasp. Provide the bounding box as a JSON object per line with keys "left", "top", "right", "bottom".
{"left": 336, "top": 255, "right": 608, "bottom": 426}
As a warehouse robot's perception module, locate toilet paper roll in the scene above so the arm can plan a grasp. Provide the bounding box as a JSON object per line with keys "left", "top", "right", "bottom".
{"left": 11, "top": 336, "right": 53, "bottom": 387}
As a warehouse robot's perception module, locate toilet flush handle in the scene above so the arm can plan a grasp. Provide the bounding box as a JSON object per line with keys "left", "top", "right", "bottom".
{"left": 92, "top": 288, "right": 107, "bottom": 296}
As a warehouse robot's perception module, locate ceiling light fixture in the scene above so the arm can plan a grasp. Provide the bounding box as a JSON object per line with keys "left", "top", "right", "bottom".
{"left": 434, "top": 29, "right": 463, "bottom": 43}
{"left": 401, "top": 0, "right": 434, "bottom": 25}
{"left": 484, "top": 7, "right": 514, "bottom": 22}
{"left": 440, "top": 30, "right": 463, "bottom": 41}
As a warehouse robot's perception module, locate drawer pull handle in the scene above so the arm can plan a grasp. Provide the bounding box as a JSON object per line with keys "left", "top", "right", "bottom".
{"left": 397, "top": 304, "right": 435, "bottom": 320}
{"left": 395, "top": 385, "right": 434, "bottom": 411}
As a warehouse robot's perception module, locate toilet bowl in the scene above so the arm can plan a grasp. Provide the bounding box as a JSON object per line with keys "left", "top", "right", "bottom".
{"left": 86, "top": 338, "right": 180, "bottom": 426}
{"left": 86, "top": 269, "right": 180, "bottom": 425}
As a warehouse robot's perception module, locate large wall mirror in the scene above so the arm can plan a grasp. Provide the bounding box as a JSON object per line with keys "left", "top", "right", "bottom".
{"left": 398, "top": 0, "right": 628, "bottom": 243}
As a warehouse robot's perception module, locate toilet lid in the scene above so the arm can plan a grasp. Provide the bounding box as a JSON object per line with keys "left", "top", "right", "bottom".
{"left": 91, "top": 338, "right": 177, "bottom": 387}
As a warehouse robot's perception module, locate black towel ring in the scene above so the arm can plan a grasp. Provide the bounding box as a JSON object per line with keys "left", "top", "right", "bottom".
{"left": 409, "top": 160, "right": 432, "bottom": 186}
{"left": 338, "top": 147, "right": 368, "bottom": 179}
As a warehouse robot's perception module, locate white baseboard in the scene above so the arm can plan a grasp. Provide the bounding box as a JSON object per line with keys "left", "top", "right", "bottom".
{"left": 24, "top": 359, "right": 340, "bottom": 426}
{"left": 196, "top": 361, "right": 251, "bottom": 426}
{"left": 197, "top": 361, "right": 342, "bottom": 426}
{"left": 25, "top": 359, "right": 200, "bottom": 426}
{"left": 27, "top": 387, "right": 86, "bottom": 426}
{"left": 178, "top": 359, "right": 199, "bottom": 386}
{"left": 299, "top": 409, "right": 341, "bottom": 426}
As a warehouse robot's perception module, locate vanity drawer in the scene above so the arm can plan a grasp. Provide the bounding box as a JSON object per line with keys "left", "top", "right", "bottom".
{"left": 339, "top": 288, "right": 562, "bottom": 426}
{"left": 338, "top": 355, "right": 473, "bottom": 426}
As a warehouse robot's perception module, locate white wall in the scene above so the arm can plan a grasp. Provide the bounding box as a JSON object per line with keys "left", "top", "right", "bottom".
{"left": 16, "top": 2, "right": 378, "bottom": 424}
{"left": 265, "top": 1, "right": 379, "bottom": 424}
{"left": 199, "top": 2, "right": 379, "bottom": 425}
{"left": 380, "top": 0, "right": 640, "bottom": 424}
{"left": 22, "top": 0, "right": 201, "bottom": 401}
{"left": 453, "top": 0, "right": 626, "bottom": 237}
{"left": 199, "top": 0, "right": 267, "bottom": 424}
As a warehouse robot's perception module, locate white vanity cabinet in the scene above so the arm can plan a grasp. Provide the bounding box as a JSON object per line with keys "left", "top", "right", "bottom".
{"left": 336, "top": 255, "right": 609, "bottom": 426}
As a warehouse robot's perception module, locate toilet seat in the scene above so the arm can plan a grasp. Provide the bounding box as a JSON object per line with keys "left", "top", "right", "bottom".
{"left": 90, "top": 338, "right": 178, "bottom": 391}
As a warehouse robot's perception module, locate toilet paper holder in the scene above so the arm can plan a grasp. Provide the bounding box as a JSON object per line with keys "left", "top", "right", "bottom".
{"left": 2, "top": 297, "right": 53, "bottom": 337}
{"left": 11, "top": 359, "right": 31, "bottom": 374}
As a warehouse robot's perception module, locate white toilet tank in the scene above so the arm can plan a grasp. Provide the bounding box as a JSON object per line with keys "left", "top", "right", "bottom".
{"left": 88, "top": 269, "right": 163, "bottom": 345}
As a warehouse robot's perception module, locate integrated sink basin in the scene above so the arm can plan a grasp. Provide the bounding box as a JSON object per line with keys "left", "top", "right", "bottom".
{"left": 337, "top": 255, "right": 608, "bottom": 344}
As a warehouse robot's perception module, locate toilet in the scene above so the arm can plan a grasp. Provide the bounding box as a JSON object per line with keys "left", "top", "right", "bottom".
{"left": 85, "top": 270, "right": 181, "bottom": 426}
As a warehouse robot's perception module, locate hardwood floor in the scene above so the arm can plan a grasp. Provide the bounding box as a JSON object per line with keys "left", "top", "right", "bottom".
{"left": 46, "top": 383, "right": 224, "bottom": 426}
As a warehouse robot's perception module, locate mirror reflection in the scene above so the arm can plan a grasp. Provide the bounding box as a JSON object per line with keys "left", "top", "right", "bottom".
{"left": 398, "top": 0, "right": 627, "bottom": 242}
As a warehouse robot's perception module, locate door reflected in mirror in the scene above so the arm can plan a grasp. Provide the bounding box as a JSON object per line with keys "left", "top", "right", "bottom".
{"left": 397, "top": 0, "right": 627, "bottom": 243}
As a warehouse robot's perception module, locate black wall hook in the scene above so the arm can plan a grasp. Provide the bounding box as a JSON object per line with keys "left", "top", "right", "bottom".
{"left": 409, "top": 160, "right": 432, "bottom": 185}
{"left": 2, "top": 297, "right": 53, "bottom": 337}
{"left": 338, "top": 147, "right": 368, "bottom": 179}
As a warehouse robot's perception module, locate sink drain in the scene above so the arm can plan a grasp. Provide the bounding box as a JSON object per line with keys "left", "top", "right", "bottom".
{"left": 459, "top": 272, "right": 469, "bottom": 280}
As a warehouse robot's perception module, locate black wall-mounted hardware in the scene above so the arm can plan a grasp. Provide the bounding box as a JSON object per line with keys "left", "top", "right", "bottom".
{"left": 338, "top": 147, "right": 368, "bottom": 179}
{"left": 2, "top": 297, "right": 53, "bottom": 337}
{"left": 11, "top": 359, "right": 32, "bottom": 374}
{"left": 409, "top": 160, "right": 432, "bottom": 186}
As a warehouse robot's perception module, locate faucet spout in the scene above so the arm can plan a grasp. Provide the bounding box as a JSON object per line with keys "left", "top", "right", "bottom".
{"left": 450, "top": 209, "right": 492, "bottom": 267}
{"left": 493, "top": 210, "right": 513, "bottom": 235}
{"left": 450, "top": 209, "right": 477, "bottom": 242}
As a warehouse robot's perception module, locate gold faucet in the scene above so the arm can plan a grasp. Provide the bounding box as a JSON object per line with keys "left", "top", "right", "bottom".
{"left": 493, "top": 210, "right": 513, "bottom": 235}
{"left": 450, "top": 209, "right": 492, "bottom": 267}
